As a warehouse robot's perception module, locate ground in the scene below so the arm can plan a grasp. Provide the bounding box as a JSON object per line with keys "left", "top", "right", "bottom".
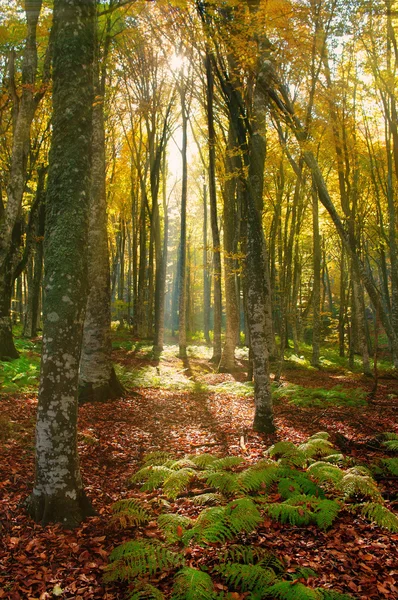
{"left": 0, "top": 340, "right": 397, "bottom": 599}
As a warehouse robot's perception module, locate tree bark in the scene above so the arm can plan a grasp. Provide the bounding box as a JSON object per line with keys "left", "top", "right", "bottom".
{"left": 178, "top": 84, "right": 188, "bottom": 358}
{"left": 79, "top": 25, "right": 124, "bottom": 403}
{"left": 26, "top": 0, "right": 96, "bottom": 527}
{"left": 311, "top": 180, "right": 321, "bottom": 367}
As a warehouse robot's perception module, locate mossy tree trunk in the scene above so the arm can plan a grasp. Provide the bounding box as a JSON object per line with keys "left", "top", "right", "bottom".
{"left": 79, "top": 11, "right": 123, "bottom": 403}
{"left": 26, "top": 0, "right": 96, "bottom": 528}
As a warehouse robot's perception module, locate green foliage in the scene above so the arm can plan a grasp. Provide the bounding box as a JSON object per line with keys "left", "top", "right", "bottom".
{"left": 143, "top": 452, "right": 173, "bottom": 466}
{"left": 0, "top": 353, "right": 40, "bottom": 393}
{"left": 264, "top": 495, "right": 340, "bottom": 530}
{"left": 381, "top": 432, "right": 398, "bottom": 452}
{"left": 131, "top": 465, "right": 174, "bottom": 491}
{"left": 379, "top": 458, "right": 398, "bottom": 476}
{"left": 105, "top": 540, "right": 183, "bottom": 582}
{"left": 189, "top": 454, "right": 218, "bottom": 468}
{"left": 171, "top": 568, "right": 215, "bottom": 600}
{"left": 359, "top": 502, "right": 398, "bottom": 532}
{"left": 210, "top": 456, "right": 244, "bottom": 470}
{"left": 191, "top": 493, "right": 224, "bottom": 505}
{"left": 205, "top": 471, "right": 239, "bottom": 494}
{"left": 220, "top": 544, "right": 282, "bottom": 570}
{"left": 163, "top": 468, "right": 197, "bottom": 499}
{"left": 237, "top": 465, "right": 279, "bottom": 493}
{"left": 111, "top": 498, "right": 150, "bottom": 528}
{"left": 216, "top": 562, "right": 276, "bottom": 592}
{"left": 339, "top": 468, "right": 382, "bottom": 502}
{"left": 267, "top": 580, "right": 321, "bottom": 600}
{"left": 157, "top": 513, "right": 193, "bottom": 542}
{"left": 272, "top": 384, "right": 367, "bottom": 408}
{"left": 298, "top": 437, "right": 335, "bottom": 459}
{"left": 307, "top": 462, "right": 344, "bottom": 487}
{"left": 267, "top": 441, "right": 307, "bottom": 467}
{"left": 189, "top": 498, "right": 262, "bottom": 544}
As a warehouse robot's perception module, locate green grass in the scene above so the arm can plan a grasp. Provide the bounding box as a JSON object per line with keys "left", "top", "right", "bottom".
{"left": 272, "top": 383, "right": 367, "bottom": 407}
{"left": 0, "top": 335, "right": 41, "bottom": 393}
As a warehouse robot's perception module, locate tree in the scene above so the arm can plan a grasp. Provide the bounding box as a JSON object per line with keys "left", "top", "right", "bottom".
{"left": 26, "top": 0, "right": 96, "bottom": 527}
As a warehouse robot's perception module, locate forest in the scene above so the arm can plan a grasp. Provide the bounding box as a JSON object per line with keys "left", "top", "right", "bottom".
{"left": 0, "top": 0, "right": 398, "bottom": 598}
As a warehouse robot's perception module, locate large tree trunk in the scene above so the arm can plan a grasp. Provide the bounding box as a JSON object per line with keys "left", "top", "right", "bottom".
{"left": 26, "top": 0, "right": 96, "bottom": 528}
{"left": 203, "top": 181, "right": 211, "bottom": 344}
{"left": 311, "top": 180, "right": 321, "bottom": 368}
{"left": 0, "top": 1, "right": 43, "bottom": 359}
{"left": 79, "top": 35, "right": 124, "bottom": 404}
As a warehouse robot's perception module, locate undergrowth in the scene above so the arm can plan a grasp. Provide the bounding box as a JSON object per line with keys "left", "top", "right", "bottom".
{"left": 272, "top": 384, "right": 367, "bottom": 408}
{"left": 106, "top": 432, "right": 398, "bottom": 599}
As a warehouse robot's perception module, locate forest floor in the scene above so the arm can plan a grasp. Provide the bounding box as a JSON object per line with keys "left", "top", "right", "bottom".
{"left": 1, "top": 337, "right": 398, "bottom": 599}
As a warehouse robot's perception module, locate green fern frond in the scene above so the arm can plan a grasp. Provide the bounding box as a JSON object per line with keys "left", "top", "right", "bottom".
{"left": 143, "top": 451, "right": 172, "bottom": 466}
{"left": 360, "top": 502, "right": 398, "bottom": 532}
{"left": 157, "top": 513, "right": 193, "bottom": 542}
{"left": 191, "top": 493, "right": 224, "bottom": 505}
{"left": 127, "top": 583, "right": 165, "bottom": 599}
{"left": 221, "top": 544, "right": 268, "bottom": 565}
{"left": 105, "top": 540, "right": 183, "bottom": 582}
{"left": 225, "top": 497, "right": 262, "bottom": 534}
{"left": 163, "top": 468, "right": 196, "bottom": 499}
{"left": 268, "top": 441, "right": 307, "bottom": 468}
{"left": 277, "top": 473, "right": 324, "bottom": 500}
{"left": 111, "top": 498, "right": 150, "bottom": 528}
{"left": 298, "top": 438, "right": 335, "bottom": 459}
{"left": 290, "top": 567, "right": 318, "bottom": 580}
{"left": 190, "top": 498, "right": 261, "bottom": 544}
{"left": 238, "top": 465, "right": 279, "bottom": 493}
{"left": 313, "top": 499, "right": 341, "bottom": 529}
{"left": 267, "top": 580, "right": 321, "bottom": 600}
{"left": 339, "top": 471, "right": 382, "bottom": 502}
{"left": 168, "top": 458, "right": 198, "bottom": 470}
{"left": 216, "top": 562, "right": 276, "bottom": 592}
{"left": 205, "top": 470, "right": 239, "bottom": 494}
{"left": 307, "top": 462, "right": 344, "bottom": 487}
{"left": 265, "top": 495, "right": 340, "bottom": 530}
{"left": 322, "top": 454, "right": 346, "bottom": 465}
{"left": 380, "top": 458, "right": 398, "bottom": 476}
{"left": 210, "top": 456, "right": 244, "bottom": 470}
{"left": 171, "top": 567, "right": 215, "bottom": 600}
{"left": 189, "top": 454, "right": 219, "bottom": 468}
{"left": 383, "top": 438, "right": 398, "bottom": 451}
{"left": 131, "top": 465, "right": 173, "bottom": 490}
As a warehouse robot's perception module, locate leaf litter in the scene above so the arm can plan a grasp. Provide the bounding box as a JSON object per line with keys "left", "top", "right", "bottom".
{"left": 0, "top": 345, "right": 397, "bottom": 599}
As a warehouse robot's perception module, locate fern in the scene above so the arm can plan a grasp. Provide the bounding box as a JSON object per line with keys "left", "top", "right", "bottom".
{"left": 290, "top": 567, "right": 318, "bottom": 580}
{"left": 268, "top": 441, "right": 307, "bottom": 468}
{"left": 298, "top": 438, "right": 335, "bottom": 459}
{"left": 322, "top": 454, "right": 346, "bottom": 465}
{"left": 205, "top": 470, "right": 239, "bottom": 494}
{"left": 316, "top": 590, "right": 353, "bottom": 600}
{"left": 267, "top": 580, "right": 321, "bottom": 600}
{"left": 163, "top": 468, "right": 196, "bottom": 499}
{"left": 191, "top": 492, "right": 224, "bottom": 505}
{"left": 238, "top": 465, "right": 279, "bottom": 493}
{"left": 171, "top": 567, "right": 215, "bottom": 600}
{"left": 132, "top": 465, "right": 173, "bottom": 490}
{"left": 209, "top": 456, "right": 244, "bottom": 470}
{"left": 382, "top": 433, "right": 398, "bottom": 452}
{"left": 216, "top": 562, "right": 276, "bottom": 592}
{"left": 221, "top": 544, "right": 272, "bottom": 566}
{"left": 360, "top": 502, "right": 398, "bottom": 532}
{"left": 104, "top": 540, "right": 183, "bottom": 582}
{"left": 127, "top": 583, "right": 165, "bottom": 599}
{"left": 189, "top": 454, "right": 219, "bottom": 468}
{"left": 143, "top": 451, "right": 172, "bottom": 466}
{"left": 339, "top": 470, "right": 382, "bottom": 502}
{"left": 111, "top": 498, "right": 150, "bottom": 528}
{"left": 191, "top": 498, "right": 261, "bottom": 544}
{"left": 158, "top": 513, "right": 193, "bottom": 542}
{"left": 277, "top": 472, "right": 324, "bottom": 500}
{"left": 380, "top": 457, "right": 398, "bottom": 476}
{"left": 167, "top": 458, "right": 198, "bottom": 470}
{"left": 265, "top": 495, "right": 340, "bottom": 530}
{"left": 308, "top": 432, "right": 330, "bottom": 440}
{"left": 307, "top": 462, "right": 344, "bottom": 487}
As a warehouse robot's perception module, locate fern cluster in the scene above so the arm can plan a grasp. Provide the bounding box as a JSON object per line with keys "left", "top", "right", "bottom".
{"left": 107, "top": 432, "right": 398, "bottom": 599}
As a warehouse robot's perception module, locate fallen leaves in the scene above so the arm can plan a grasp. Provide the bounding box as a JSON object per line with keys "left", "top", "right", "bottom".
{"left": 1, "top": 351, "right": 398, "bottom": 598}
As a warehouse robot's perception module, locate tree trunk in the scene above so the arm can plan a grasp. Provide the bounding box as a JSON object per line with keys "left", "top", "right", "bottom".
{"left": 205, "top": 51, "right": 222, "bottom": 364}
{"left": 219, "top": 124, "right": 240, "bottom": 372}
{"left": 178, "top": 85, "right": 188, "bottom": 358}
{"left": 79, "top": 36, "right": 124, "bottom": 404}
{"left": 26, "top": 0, "right": 96, "bottom": 527}
{"left": 0, "top": 1, "right": 43, "bottom": 359}
{"left": 311, "top": 180, "right": 321, "bottom": 368}
{"left": 203, "top": 181, "right": 211, "bottom": 344}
